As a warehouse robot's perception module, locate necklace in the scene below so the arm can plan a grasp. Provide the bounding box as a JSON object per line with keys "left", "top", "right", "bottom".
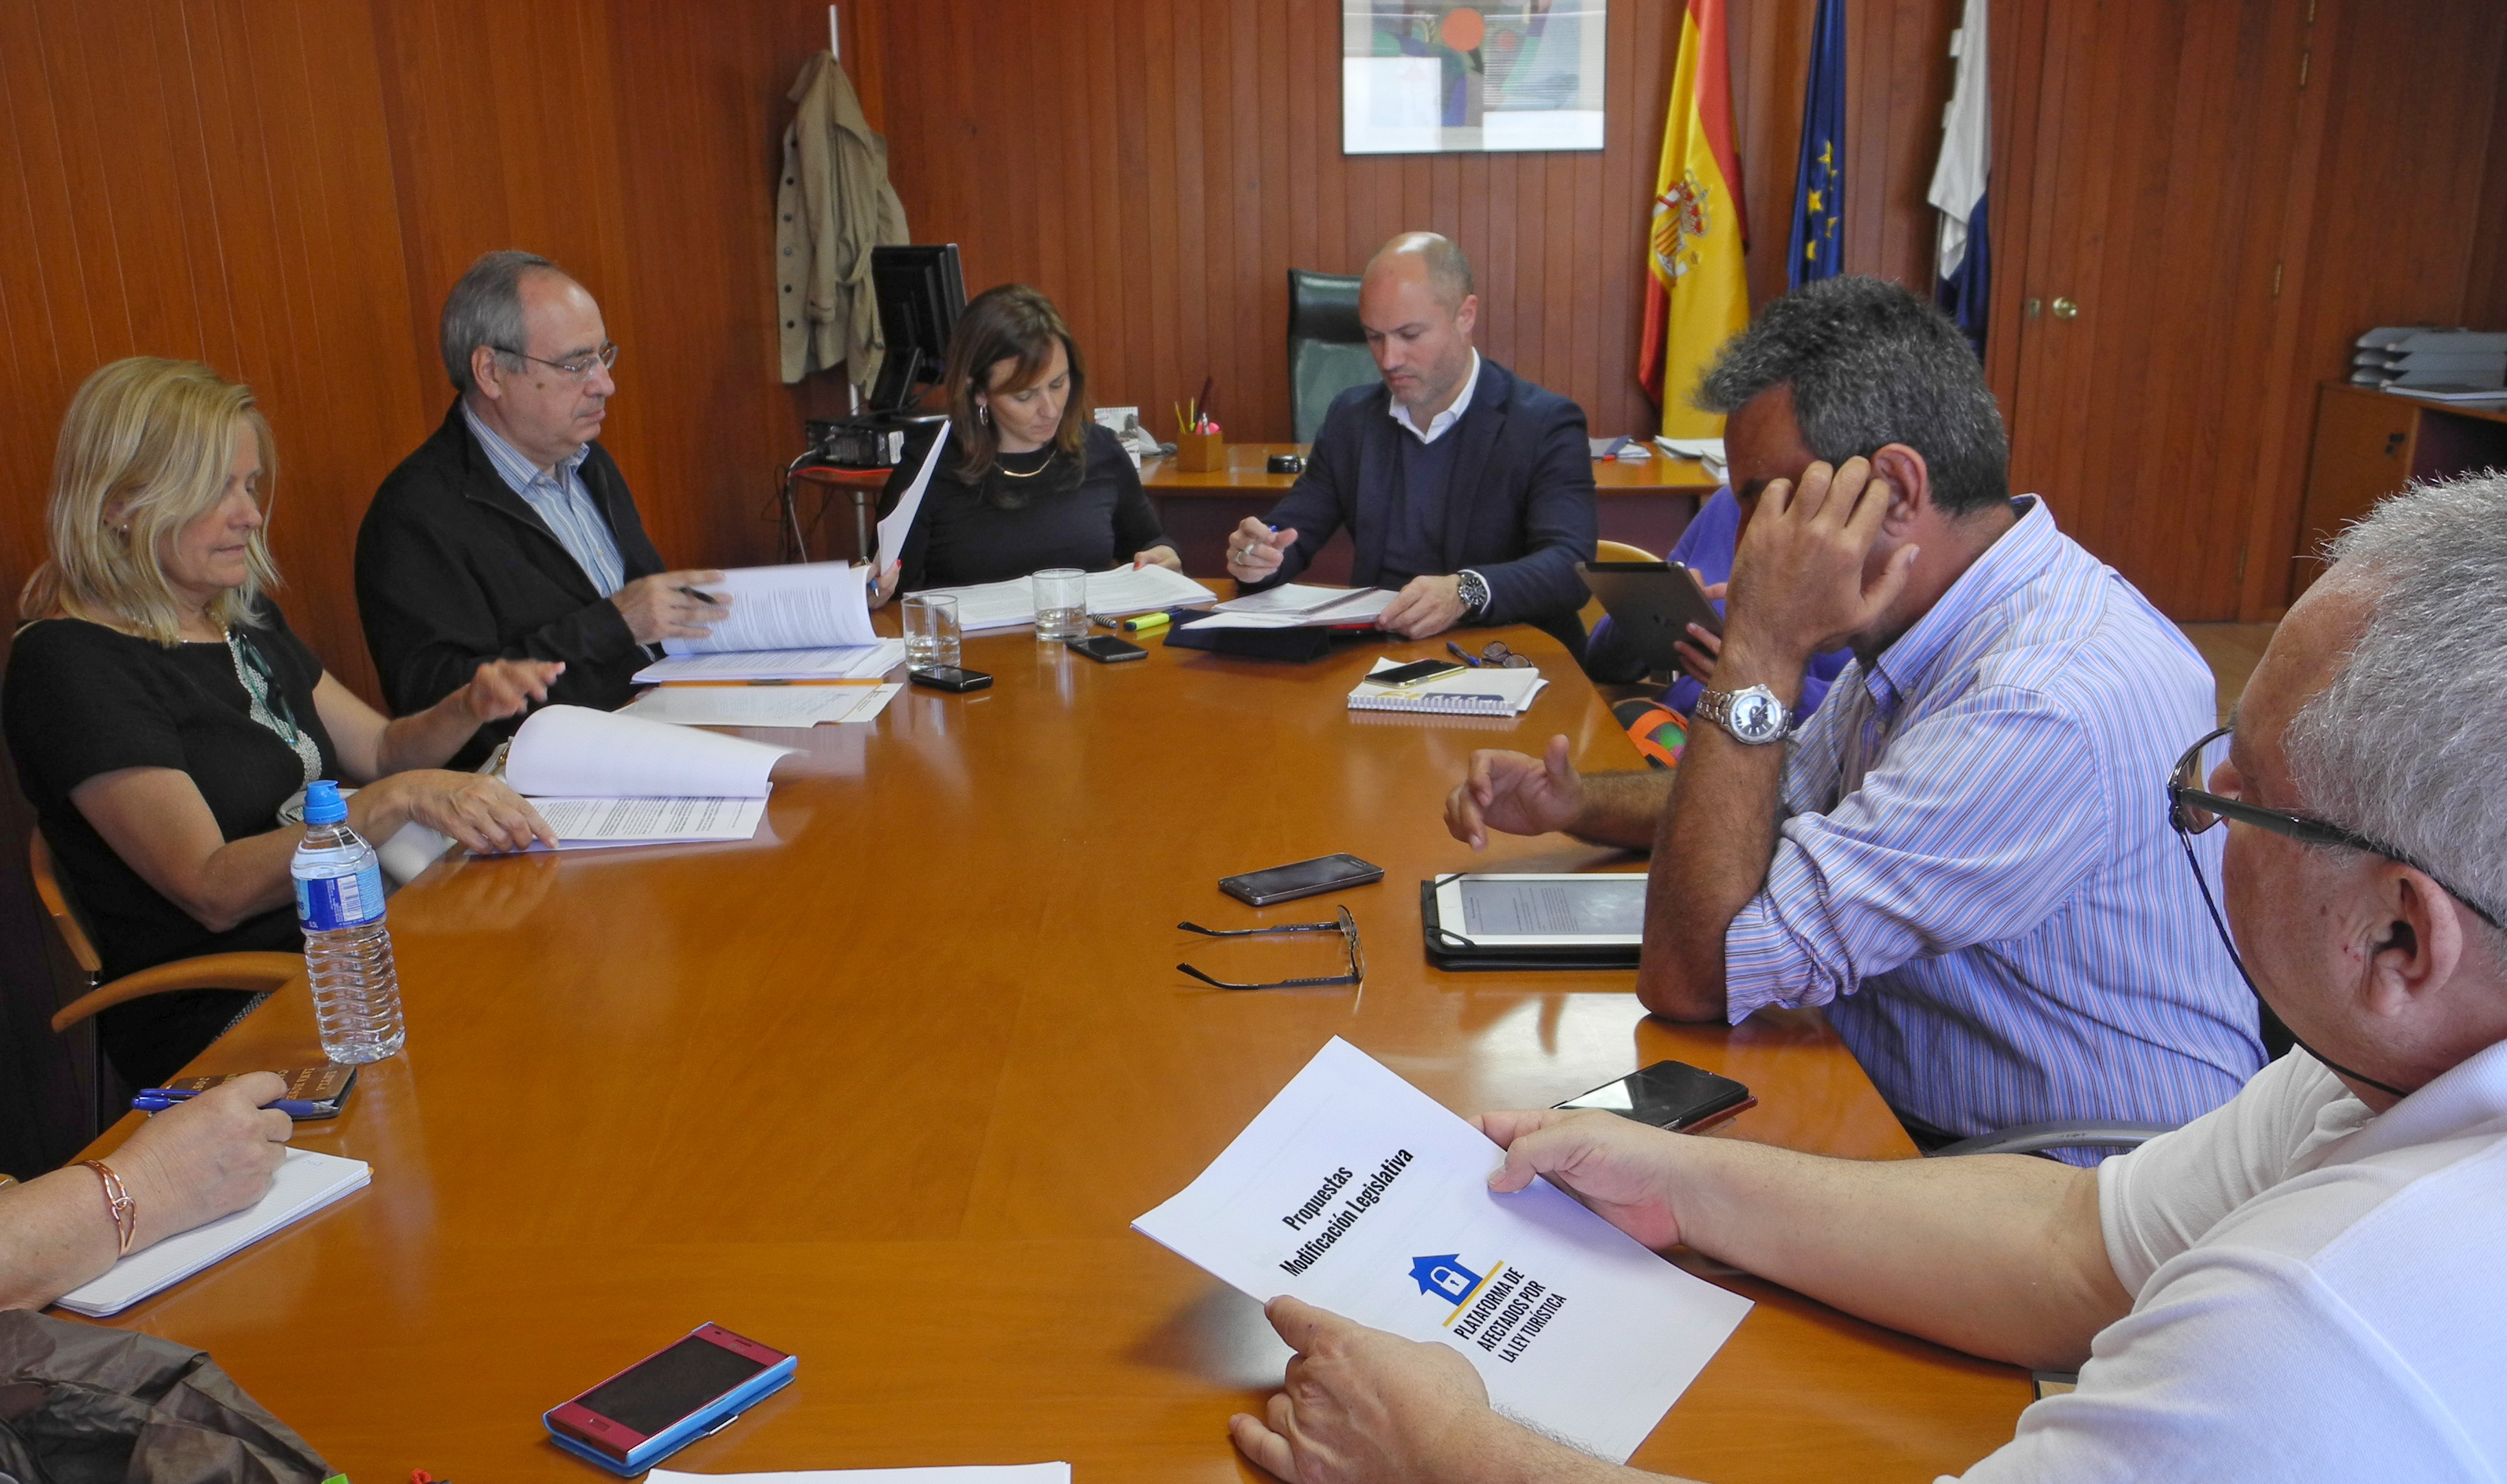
{"left": 995, "top": 447, "right": 1056, "bottom": 479}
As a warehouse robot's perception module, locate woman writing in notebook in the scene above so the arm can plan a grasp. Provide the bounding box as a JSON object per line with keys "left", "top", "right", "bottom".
{"left": 880, "top": 284, "right": 1181, "bottom": 592}
{"left": 3, "top": 358, "right": 557, "bottom": 1087}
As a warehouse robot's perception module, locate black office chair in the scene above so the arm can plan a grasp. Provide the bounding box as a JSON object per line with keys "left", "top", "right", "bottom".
{"left": 1287, "top": 269, "right": 1379, "bottom": 442}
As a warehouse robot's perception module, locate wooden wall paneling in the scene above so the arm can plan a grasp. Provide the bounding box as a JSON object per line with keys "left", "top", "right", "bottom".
{"left": 1979, "top": 0, "right": 2049, "bottom": 420}
{"left": 2470, "top": 75, "right": 2507, "bottom": 330}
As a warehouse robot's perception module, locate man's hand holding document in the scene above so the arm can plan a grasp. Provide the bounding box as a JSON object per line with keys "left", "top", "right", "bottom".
{"left": 661, "top": 561, "right": 880, "bottom": 655}
{"left": 500, "top": 705, "right": 796, "bottom": 848}
{"left": 1133, "top": 1038, "right": 1750, "bottom": 1467}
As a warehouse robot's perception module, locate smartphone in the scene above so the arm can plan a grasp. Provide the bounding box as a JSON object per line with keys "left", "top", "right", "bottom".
{"left": 544, "top": 1323, "right": 797, "bottom": 1474}
{"left": 909, "top": 665, "right": 993, "bottom": 693}
{"left": 1368, "top": 657, "right": 1466, "bottom": 688}
{"left": 1553, "top": 1060, "right": 1755, "bottom": 1133}
{"left": 1067, "top": 634, "right": 1148, "bottom": 664}
{"left": 1220, "top": 853, "right": 1387, "bottom": 907}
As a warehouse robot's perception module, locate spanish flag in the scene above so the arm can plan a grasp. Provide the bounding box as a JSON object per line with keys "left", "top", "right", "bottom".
{"left": 1639, "top": 0, "right": 1749, "bottom": 438}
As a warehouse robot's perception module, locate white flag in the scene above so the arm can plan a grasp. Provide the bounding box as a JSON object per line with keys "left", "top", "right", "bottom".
{"left": 1927, "top": 0, "right": 1990, "bottom": 278}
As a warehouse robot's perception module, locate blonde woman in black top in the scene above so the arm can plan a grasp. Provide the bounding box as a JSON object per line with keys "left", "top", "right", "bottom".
{"left": 5, "top": 358, "right": 559, "bottom": 1085}
{"left": 884, "top": 284, "right": 1180, "bottom": 592}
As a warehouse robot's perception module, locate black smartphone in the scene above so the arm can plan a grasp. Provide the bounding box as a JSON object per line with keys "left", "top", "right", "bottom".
{"left": 1553, "top": 1060, "right": 1754, "bottom": 1133}
{"left": 1368, "top": 658, "right": 1466, "bottom": 688}
{"left": 1067, "top": 634, "right": 1148, "bottom": 664}
{"left": 909, "top": 666, "right": 993, "bottom": 693}
{"left": 1220, "top": 853, "right": 1387, "bottom": 907}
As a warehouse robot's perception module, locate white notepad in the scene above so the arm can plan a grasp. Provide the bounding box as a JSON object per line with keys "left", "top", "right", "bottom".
{"left": 1133, "top": 1037, "right": 1750, "bottom": 1463}
{"left": 56, "top": 1148, "right": 371, "bottom": 1317}
{"left": 1348, "top": 657, "right": 1548, "bottom": 716}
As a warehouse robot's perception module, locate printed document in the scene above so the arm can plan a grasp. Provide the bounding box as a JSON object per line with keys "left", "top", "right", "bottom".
{"left": 504, "top": 706, "right": 794, "bottom": 798}
{"left": 620, "top": 683, "right": 899, "bottom": 729}
{"left": 873, "top": 418, "right": 951, "bottom": 564}
{"left": 528, "top": 796, "right": 767, "bottom": 847}
{"left": 57, "top": 1149, "right": 370, "bottom": 1316}
{"left": 649, "top": 1468, "right": 1067, "bottom": 1484}
{"left": 1197, "top": 586, "right": 1396, "bottom": 629}
{"left": 1133, "top": 1037, "right": 1750, "bottom": 1463}
{"left": 662, "top": 562, "right": 878, "bottom": 655}
{"left": 634, "top": 640, "right": 904, "bottom": 684}
{"left": 915, "top": 564, "right": 1213, "bottom": 631}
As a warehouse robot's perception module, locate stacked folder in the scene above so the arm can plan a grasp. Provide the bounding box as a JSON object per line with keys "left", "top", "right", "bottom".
{"left": 2352, "top": 327, "right": 2507, "bottom": 398}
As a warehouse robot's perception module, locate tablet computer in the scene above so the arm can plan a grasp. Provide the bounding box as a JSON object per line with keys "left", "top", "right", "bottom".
{"left": 1429, "top": 873, "right": 1649, "bottom": 948}
{"left": 1576, "top": 561, "right": 1723, "bottom": 673}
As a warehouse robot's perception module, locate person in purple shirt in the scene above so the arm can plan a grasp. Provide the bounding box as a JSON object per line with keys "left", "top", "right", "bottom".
{"left": 1581, "top": 486, "right": 1853, "bottom": 764}
{"left": 1447, "top": 277, "right": 2264, "bottom": 1157}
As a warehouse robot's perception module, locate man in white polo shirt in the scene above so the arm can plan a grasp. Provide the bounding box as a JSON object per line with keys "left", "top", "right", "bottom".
{"left": 1226, "top": 471, "right": 2507, "bottom": 1481}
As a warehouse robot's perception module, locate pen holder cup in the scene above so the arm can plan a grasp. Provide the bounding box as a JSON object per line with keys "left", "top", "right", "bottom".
{"left": 1174, "top": 430, "right": 1227, "bottom": 473}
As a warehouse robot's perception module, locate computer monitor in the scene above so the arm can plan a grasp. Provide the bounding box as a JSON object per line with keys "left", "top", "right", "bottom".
{"left": 869, "top": 244, "right": 966, "bottom": 412}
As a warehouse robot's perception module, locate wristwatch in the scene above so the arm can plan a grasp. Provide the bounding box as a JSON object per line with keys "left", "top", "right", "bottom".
{"left": 1696, "top": 684, "right": 1794, "bottom": 745}
{"left": 1455, "top": 569, "right": 1491, "bottom": 619}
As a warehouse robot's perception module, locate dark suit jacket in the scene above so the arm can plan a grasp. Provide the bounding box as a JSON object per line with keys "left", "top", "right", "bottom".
{"left": 356, "top": 402, "right": 665, "bottom": 765}
{"left": 1249, "top": 357, "right": 1598, "bottom": 651}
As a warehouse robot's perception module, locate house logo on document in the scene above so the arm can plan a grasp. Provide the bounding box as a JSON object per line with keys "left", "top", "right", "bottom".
{"left": 1410, "top": 1255, "right": 1484, "bottom": 1303}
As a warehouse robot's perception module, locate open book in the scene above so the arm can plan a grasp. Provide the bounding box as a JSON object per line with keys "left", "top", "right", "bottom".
{"left": 504, "top": 706, "right": 796, "bottom": 847}
{"left": 662, "top": 562, "right": 879, "bottom": 655}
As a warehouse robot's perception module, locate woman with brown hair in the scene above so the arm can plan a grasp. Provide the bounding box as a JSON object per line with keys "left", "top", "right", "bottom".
{"left": 3, "top": 357, "right": 557, "bottom": 1087}
{"left": 884, "top": 284, "right": 1179, "bottom": 592}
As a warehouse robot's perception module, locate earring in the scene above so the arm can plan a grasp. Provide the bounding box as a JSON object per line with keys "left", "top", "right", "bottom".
{"left": 977, "top": 403, "right": 990, "bottom": 427}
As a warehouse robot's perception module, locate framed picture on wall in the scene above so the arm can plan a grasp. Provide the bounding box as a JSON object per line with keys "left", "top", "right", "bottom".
{"left": 1342, "top": 1, "right": 1607, "bottom": 155}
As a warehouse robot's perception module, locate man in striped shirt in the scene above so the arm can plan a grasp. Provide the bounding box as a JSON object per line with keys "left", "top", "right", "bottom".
{"left": 358, "top": 250, "right": 731, "bottom": 765}
{"left": 1447, "top": 278, "right": 2262, "bottom": 1157}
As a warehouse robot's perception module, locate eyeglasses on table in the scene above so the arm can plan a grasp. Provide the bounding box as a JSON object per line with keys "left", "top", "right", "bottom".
{"left": 1447, "top": 639, "right": 1533, "bottom": 669}
{"left": 1176, "top": 905, "right": 1364, "bottom": 990}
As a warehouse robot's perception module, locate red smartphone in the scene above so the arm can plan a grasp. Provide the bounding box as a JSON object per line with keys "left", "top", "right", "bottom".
{"left": 544, "top": 1323, "right": 797, "bottom": 1474}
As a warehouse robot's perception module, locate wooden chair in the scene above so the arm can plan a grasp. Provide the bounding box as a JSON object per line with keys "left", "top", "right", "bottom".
{"left": 29, "top": 832, "right": 303, "bottom": 1129}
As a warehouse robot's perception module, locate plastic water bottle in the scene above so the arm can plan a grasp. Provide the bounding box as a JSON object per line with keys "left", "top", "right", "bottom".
{"left": 291, "top": 780, "right": 405, "bottom": 1064}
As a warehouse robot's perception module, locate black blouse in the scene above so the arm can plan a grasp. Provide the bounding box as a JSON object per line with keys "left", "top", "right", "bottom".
{"left": 895, "top": 423, "right": 1173, "bottom": 589}
{"left": 3, "top": 603, "right": 341, "bottom": 1085}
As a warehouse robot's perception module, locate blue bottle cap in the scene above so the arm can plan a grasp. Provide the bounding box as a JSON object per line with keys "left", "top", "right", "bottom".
{"left": 302, "top": 780, "right": 348, "bottom": 824}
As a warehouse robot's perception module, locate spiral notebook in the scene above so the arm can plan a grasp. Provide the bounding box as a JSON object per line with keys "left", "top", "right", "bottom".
{"left": 1347, "top": 657, "right": 1547, "bottom": 717}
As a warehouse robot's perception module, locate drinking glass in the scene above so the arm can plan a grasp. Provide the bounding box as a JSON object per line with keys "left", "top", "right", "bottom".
{"left": 1032, "top": 567, "right": 1089, "bottom": 642}
{"left": 902, "top": 594, "right": 961, "bottom": 668}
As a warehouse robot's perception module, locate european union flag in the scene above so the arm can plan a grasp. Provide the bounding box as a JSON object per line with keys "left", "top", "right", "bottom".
{"left": 1788, "top": 0, "right": 1847, "bottom": 289}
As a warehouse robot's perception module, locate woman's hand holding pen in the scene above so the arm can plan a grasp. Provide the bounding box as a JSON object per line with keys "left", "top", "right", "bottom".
{"left": 866, "top": 559, "right": 904, "bottom": 609}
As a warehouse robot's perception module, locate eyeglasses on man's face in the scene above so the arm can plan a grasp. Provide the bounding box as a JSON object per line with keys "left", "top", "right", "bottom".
{"left": 2167, "top": 725, "right": 2502, "bottom": 931}
{"left": 1176, "top": 906, "right": 1364, "bottom": 990}
{"left": 495, "top": 340, "right": 620, "bottom": 381}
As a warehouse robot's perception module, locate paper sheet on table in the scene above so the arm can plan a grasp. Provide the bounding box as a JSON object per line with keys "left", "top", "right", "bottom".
{"left": 619, "top": 682, "right": 898, "bottom": 729}
{"left": 1211, "top": 585, "right": 1394, "bottom": 622}
{"left": 1653, "top": 436, "right": 1726, "bottom": 462}
{"left": 634, "top": 639, "right": 904, "bottom": 684}
{"left": 1133, "top": 1037, "right": 1750, "bottom": 1465}
{"left": 914, "top": 563, "right": 1213, "bottom": 630}
{"left": 56, "top": 1149, "right": 370, "bottom": 1316}
{"left": 528, "top": 796, "right": 766, "bottom": 847}
{"left": 648, "top": 1467, "right": 1068, "bottom": 1484}
{"left": 873, "top": 417, "right": 950, "bottom": 565}
{"left": 662, "top": 562, "right": 877, "bottom": 654}
{"left": 504, "top": 706, "right": 794, "bottom": 798}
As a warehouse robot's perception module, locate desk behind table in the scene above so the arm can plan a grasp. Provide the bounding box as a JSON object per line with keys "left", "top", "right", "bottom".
{"left": 1144, "top": 443, "right": 1718, "bottom": 580}
{"left": 71, "top": 616, "right": 2027, "bottom": 1481}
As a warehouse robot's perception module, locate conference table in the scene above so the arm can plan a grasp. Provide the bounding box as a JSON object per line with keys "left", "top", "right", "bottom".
{"left": 72, "top": 607, "right": 2031, "bottom": 1480}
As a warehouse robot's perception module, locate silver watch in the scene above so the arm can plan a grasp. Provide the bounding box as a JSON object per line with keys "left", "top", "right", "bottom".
{"left": 1697, "top": 684, "right": 1794, "bottom": 745}
{"left": 1456, "top": 569, "right": 1491, "bottom": 618}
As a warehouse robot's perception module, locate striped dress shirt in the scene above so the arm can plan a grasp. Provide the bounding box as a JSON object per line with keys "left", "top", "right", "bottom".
{"left": 460, "top": 404, "right": 627, "bottom": 598}
{"left": 1724, "top": 497, "right": 2264, "bottom": 1163}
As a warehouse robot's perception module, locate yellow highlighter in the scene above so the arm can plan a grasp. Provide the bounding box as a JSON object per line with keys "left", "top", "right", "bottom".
{"left": 1122, "top": 611, "right": 1173, "bottom": 635}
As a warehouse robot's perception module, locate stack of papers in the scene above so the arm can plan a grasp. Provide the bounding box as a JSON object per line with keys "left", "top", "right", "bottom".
{"left": 619, "top": 683, "right": 900, "bottom": 730}
{"left": 635, "top": 640, "right": 904, "bottom": 685}
{"left": 1134, "top": 1038, "right": 1750, "bottom": 1463}
{"left": 662, "top": 562, "right": 879, "bottom": 655}
{"left": 504, "top": 706, "right": 795, "bottom": 848}
{"left": 57, "top": 1149, "right": 371, "bottom": 1316}
{"left": 1192, "top": 584, "right": 1396, "bottom": 631}
{"left": 913, "top": 565, "right": 1213, "bottom": 631}
{"left": 650, "top": 1470, "right": 1068, "bottom": 1483}
{"left": 1348, "top": 657, "right": 1546, "bottom": 717}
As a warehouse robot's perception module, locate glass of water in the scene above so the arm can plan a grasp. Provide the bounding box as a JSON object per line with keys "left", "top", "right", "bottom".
{"left": 1032, "top": 567, "right": 1089, "bottom": 641}
{"left": 902, "top": 594, "right": 961, "bottom": 668}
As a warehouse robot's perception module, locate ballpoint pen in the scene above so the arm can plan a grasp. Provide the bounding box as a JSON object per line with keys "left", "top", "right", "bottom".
{"left": 134, "top": 1088, "right": 327, "bottom": 1118}
{"left": 678, "top": 585, "right": 724, "bottom": 605}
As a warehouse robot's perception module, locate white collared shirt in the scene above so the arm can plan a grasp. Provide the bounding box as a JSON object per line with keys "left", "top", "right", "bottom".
{"left": 460, "top": 402, "right": 627, "bottom": 598}
{"left": 1388, "top": 350, "right": 1482, "bottom": 445}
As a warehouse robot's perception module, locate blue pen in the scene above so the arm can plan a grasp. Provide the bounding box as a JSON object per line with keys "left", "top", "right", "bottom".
{"left": 134, "top": 1088, "right": 326, "bottom": 1117}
